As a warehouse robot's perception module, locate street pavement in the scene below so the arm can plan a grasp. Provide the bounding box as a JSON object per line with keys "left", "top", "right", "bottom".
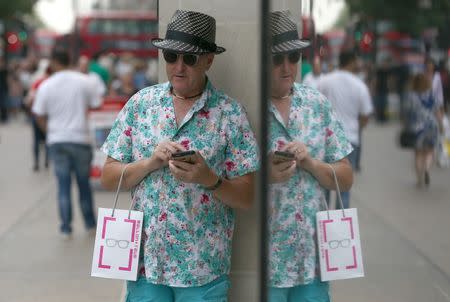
{"left": 1, "top": 116, "right": 449, "bottom": 301}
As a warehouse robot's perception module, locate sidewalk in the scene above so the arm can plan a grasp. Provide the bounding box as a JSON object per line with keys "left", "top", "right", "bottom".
{"left": 0, "top": 119, "right": 124, "bottom": 301}
{"left": 333, "top": 121, "right": 450, "bottom": 302}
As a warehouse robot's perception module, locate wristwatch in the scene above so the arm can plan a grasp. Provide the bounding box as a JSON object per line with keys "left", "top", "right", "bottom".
{"left": 204, "top": 176, "right": 223, "bottom": 191}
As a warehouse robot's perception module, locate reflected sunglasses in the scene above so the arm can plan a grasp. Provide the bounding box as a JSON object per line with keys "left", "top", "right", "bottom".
{"left": 163, "top": 51, "right": 200, "bottom": 66}
{"left": 272, "top": 51, "right": 301, "bottom": 66}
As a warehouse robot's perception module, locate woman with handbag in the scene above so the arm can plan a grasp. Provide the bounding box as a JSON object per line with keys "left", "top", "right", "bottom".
{"left": 406, "top": 72, "right": 443, "bottom": 187}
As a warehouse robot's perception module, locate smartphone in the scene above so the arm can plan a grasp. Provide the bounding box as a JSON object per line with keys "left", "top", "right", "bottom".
{"left": 273, "top": 150, "right": 295, "bottom": 164}
{"left": 171, "top": 150, "right": 196, "bottom": 164}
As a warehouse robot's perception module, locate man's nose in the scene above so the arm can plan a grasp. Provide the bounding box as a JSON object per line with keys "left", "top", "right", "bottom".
{"left": 280, "top": 56, "right": 290, "bottom": 70}
{"left": 173, "top": 55, "right": 186, "bottom": 71}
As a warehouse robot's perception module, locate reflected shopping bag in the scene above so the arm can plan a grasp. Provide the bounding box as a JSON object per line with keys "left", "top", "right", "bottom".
{"left": 91, "top": 165, "right": 143, "bottom": 281}
{"left": 316, "top": 165, "right": 364, "bottom": 281}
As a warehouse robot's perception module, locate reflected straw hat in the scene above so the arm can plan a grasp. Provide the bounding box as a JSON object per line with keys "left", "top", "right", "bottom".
{"left": 270, "top": 11, "right": 310, "bottom": 54}
{"left": 152, "top": 10, "right": 225, "bottom": 54}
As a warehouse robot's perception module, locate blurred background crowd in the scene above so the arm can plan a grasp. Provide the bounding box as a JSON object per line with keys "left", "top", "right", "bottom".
{"left": 0, "top": 0, "right": 160, "bottom": 124}
{"left": 0, "top": 0, "right": 449, "bottom": 123}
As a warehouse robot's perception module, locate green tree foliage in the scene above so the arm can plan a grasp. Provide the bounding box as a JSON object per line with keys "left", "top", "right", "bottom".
{"left": 0, "top": 0, "right": 37, "bottom": 19}
{"left": 346, "top": 0, "right": 450, "bottom": 35}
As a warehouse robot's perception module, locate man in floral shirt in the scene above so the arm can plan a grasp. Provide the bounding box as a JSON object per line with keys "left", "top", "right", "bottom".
{"left": 267, "top": 11, "right": 353, "bottom": 302}
{"left": 101, "top": 10, "right": 259, "bottom": 302}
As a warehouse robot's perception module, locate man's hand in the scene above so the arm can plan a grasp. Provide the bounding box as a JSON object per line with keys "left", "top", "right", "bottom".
{"left": 168, "top": 151, "right": 217, "bottom": 187}
{"left": 269, "top": 152, "right": 297, "bottom": 183}
{"left": 150, "top": 140, "right": 185, "bottom": 171}
{"left": 283, "top": 141, "right": 315, "bottom": 171}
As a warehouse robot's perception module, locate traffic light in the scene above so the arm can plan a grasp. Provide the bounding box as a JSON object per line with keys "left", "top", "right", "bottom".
{"left": 18, "top": 31, "right": 28, "bottom": 42}
{"left": 6, "top": 31, "right": 22, "bottom": 53}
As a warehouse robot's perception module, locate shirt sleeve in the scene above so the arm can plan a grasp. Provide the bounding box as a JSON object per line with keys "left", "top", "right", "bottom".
{"left": 322, "top": 97, "right": 353, "bottom": 163}
{"left": 101, "top": 95, "right": 136, "bottom": 163}
{"left": 31, "top": 82, "right": 48, "bottom": 116}
{"left": 223, "top": 102, "right": 260, "bottom": 179}
{"left": 84, "top": 75, "right": 103, "bottom": 109}
{"left": 359, "top": 81, "right": 374, "bottom": 116}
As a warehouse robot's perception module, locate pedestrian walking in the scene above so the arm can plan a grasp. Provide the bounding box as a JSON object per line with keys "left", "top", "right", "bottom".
{"left": 405, "top": 73, "right": 443, "bottom": 187}
{"left": 425, "top": 57, "right": 444, "bottom": 113}
{"left": 32, "top": 49, "right": 102, "bottom": 237}
{"left": 317, "top": 50, "right": 373, "bottom": 209}
{"left": 374, "top": 60, "right": 390, "bottom": 123}
{"left": 0, "top": 57, "right": 9, "bottom": 123}
{"left": 24, "top": 65, "right": 52, "bottom": 171}
{"left": 437, "top": 59, "right": 449, "bottom": 113}
{"left": 100, "top": 10, "right": 259, "bottom": 301}
{"left": 6, "top": 65, "right": 24, "bottom": 119}
{"left": 267, "top": 11, "right": 353, "bottom": 302}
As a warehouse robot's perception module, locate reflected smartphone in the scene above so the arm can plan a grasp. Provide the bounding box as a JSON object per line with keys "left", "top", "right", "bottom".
{"left": 171, "top": 150, "right": 196, "bottom": 164}
{"left": 273, "top": 151, "right": 295, "bottom": 164}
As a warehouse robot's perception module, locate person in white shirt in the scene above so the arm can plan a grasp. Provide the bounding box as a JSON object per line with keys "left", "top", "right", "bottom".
{"left": 302, "top": 55, "right": 322, "bottom": 89}
{"left": 425, "top": 58, "right": 444, "bottom": 111}
{"left": 32, "top": 49, "right": 102, "bottom": 238}
{"left": 317, "top": 51, "right": 373, "bottom": 208}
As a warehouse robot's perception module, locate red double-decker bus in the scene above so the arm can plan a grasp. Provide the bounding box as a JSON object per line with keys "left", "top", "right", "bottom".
{"left": 56, "top": 10, "right": 158, "bottom": 60}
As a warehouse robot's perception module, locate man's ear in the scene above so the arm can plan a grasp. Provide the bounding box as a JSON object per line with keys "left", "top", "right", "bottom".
{"left": 205, "top": 54, "right": 215, "bottom": 70}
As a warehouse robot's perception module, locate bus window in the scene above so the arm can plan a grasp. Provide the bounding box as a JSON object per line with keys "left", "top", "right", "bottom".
{"left": 71, "top": 12, "right": 158, "bottom": 59}
{"left": 142, "top": 21, "right": 158, "bottom": 34}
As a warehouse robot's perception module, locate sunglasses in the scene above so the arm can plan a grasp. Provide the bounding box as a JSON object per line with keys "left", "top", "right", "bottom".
{"left": 163, "top": 51, "right": 200, "bottom": 66}
{"left": 272, "top": 51, "right": 301, "bottom": 66}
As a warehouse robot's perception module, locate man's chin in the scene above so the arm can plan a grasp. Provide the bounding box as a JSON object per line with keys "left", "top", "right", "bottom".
{"left": 279, "top": 81, "right": 293, "bottom": 90}
{"left": 171, "top": 79, "right": 188, "bottom": 88}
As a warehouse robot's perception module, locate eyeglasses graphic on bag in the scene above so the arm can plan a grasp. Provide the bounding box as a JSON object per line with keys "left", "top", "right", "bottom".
{"left": 272, "top": 51, "right": 301, "bottom": 66}
{"left": 163, "top": 51, "right": 200, "bottom": 66}
{"left": 328, "top": 239, "right": 351, "bottom": 249}
{"left": 105, "top": 238, "right": 130, "bottom": 249}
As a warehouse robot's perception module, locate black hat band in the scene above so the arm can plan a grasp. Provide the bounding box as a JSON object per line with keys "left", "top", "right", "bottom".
{"left": 272, "top": 30, "right": 299, "bottom": 46}
{"left": 165, "top": 30, "right": 218, "bottom": 52}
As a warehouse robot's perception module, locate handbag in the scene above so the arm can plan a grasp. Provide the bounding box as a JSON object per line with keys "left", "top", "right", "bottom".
{"left": 91, "top": 164, "right": 143, "bottom": 281}
{"left": 316, "top": 164, "right": 365, "bottom": 281}
{"left": 398, "top": 129, "right": 416, "bottom": 149}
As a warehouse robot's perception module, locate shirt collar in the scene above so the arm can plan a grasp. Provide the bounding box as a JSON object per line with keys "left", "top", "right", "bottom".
{"left": 162, "top": 77, "right": 215, "bottom": 112}
{"left": 269, "top": 83, "right": 303, "bottom": 133}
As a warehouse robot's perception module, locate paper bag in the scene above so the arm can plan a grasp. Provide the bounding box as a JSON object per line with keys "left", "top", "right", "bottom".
{"left": 91, "top": 164, "right": 143, "bottom": 281}
{"left": 316, "top": 164, "right": 364, "bottom": 281}
{"left": 316, "top": 208, "right": 364, "bottom": 281}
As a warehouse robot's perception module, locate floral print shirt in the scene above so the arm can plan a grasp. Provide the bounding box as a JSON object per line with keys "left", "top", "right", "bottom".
{"left": 268, "top": 83, "right": 352, "bottom": 287}
{"left": 101, "top": 80, "right": 259, "bottom": 287}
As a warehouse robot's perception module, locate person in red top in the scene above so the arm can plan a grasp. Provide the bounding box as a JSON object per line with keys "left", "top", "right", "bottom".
{"left": 24, "top": 65, "right": 52, "bottom": 171}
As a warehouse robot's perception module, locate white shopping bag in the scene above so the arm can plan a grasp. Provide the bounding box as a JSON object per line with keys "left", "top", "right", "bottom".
{"left": 316, "top": 165, "right": 364, "bottom": 281}
{"left": 437, "top": 135, "right": 450, "bottom": 168}
{"left": 91, "top": 165, "right": 143, "bottom": 281}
